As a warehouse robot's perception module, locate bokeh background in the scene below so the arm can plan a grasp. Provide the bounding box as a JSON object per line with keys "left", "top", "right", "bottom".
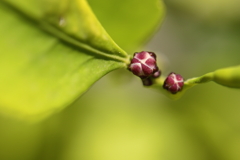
{"left": 1, "top": 0, "right": 240, "bottom": 160}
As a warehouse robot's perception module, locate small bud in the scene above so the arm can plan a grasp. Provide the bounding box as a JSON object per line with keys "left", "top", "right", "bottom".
{"left": 129, "top": 51, "right": 158, "bottom": 78}
{"left": 152, "top": 70, "right": 161, "bottom": 78}
{"left": 141, "top": 78, "right": 153, "bottom": 86}
{"left": 213, "top": 66, "right": 240, "bottom": 88}
{"left": 163, "top": 72, "right": 184, "bottom": 94}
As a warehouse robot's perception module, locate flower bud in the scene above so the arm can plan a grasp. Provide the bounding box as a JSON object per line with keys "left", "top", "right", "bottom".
{"left": 213, "top": 66, "right": 240, "bottom": 88}
{"left": 152, "top": 70, "right": 161, "bottom": 78}
{"left": 163, "top": 72, "right": 184, "bottom": 94}
{"left": 141, "top": 78, "right": 153, "bottom": 86}
{"left": 129, "top": 51, "right": 158, "bottom": 79}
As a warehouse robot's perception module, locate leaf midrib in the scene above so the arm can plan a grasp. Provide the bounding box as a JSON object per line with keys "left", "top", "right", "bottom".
{"left": 40, "top": 22, "right": 130, "bottom": 64}
{"left": 1, "top": 1, "right": 130, "bottom": 65}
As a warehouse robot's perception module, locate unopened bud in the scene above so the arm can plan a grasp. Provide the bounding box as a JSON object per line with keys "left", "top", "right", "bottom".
{"left": 129, "top": 51, "right": 158, "bottom": 79}
{"left": 152, "top": 70, "right": 161, "bottom": 78}
{"left": 141, "top": 78, "right": 153, "bottom": 86}
{"left": 163, "top": 72, "right": 184, "bottom": 94}
{"left": 213, "top": 66, "right": 240, "bottom": 88}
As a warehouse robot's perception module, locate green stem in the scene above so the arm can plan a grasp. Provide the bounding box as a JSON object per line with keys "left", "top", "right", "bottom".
{"left": 146, "top": 72, "right": 215, "bottom": 100}
{"left": 184, "top": 72, "right": 214, "bottom": 88}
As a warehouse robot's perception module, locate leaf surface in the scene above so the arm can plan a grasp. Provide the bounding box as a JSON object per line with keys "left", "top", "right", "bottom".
{"left": 0, "top": 0, "right": 128, "bottom": 120}
{"left": 88, "top": 0, "right": 165, "bottom": 52}
{"left": 0, "top": 0, "right": 165, "bottom": 120}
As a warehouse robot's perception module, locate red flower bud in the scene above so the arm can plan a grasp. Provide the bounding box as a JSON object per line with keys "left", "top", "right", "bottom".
{"left": 129, "top": 51, "right": 159, "bottom": 79}
{"left": 163, "top": 72, "right": 184, "bottom": 94}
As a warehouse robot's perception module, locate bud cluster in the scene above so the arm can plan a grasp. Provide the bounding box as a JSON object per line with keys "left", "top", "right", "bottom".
{"left": 128, "top": 51, "right": 161, "bottom": 86}
{"left": 128, "top": 51, "right": 184, "bottom": 94}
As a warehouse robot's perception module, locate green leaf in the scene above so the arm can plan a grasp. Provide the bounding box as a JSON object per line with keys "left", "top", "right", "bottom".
{"left": 3, "top": 0, "right": 129, "bottom": 60}
{"left": 0, "top": 0, "right": 130, "bottom": 121}
{"left": 88, "top": 0, "right": 166, "bottom": 52}
{"left": 0, "top": 0, "right": 165, "bottom": 121}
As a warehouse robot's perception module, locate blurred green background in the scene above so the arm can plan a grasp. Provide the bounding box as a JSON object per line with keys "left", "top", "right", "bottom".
{"left": 1, "top": 0, "right": 240, "bottom": 160}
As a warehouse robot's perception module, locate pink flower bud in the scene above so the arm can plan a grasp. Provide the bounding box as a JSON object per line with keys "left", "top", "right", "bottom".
{"left": 129, "top": 51, "right": 158, "bottom": 78}
{"left": 152, "top": 70, "right": 161, "bottom": 78}
{"left": 163, "top": 72, "right": 184, "bottom": 94}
